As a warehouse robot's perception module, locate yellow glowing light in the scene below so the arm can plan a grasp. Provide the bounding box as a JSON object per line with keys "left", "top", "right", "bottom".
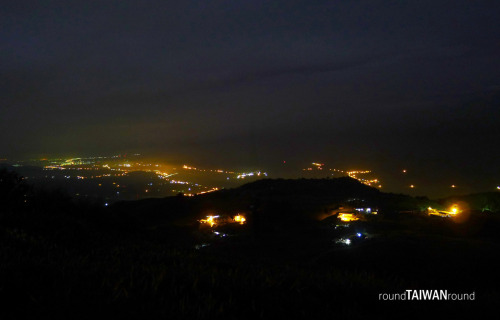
{"left": 200, "top": 215, "right": 218, "bottom": 227}
{"left": 410, "top": 185, "right": 414, "bottom": 188}
{"left": 449, "top": 205, "right": 460, "bottom": 215}
{"left": 428, "top": 205, "right": 460, "bottom": 217}
{"left": 234, "top": 214, "right": 246, "bottom": 224}
{"left": 338, "top": 213, "right": 359, "bottom": 222}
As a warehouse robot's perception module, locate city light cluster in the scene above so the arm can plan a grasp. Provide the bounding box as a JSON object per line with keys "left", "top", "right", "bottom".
{"left": 236, "top": 171, "right": 267, "bottom": 179}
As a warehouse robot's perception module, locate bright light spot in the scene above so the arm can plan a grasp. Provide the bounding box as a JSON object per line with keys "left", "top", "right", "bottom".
{"left": 338, "top": 213, "right": 359, "bottom": 222}
{"left": 410, "top": 185, "right": 414, "bottom": 188}
{"left": 234, "top": 214, "right": 246, "bottom": 224}
{"left": 200, "top": 215, "right": 219, "bottom": 227}
{"left": 428, "top": 205, "right": 460, "bottom": 217}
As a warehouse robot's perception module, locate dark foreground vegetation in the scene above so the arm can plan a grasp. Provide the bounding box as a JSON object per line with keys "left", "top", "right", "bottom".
{"left": 1, "top": 168, "right": 499, "bottom": 319}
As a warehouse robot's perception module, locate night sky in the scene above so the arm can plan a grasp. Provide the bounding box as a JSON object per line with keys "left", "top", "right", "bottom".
{"left": 2, "top": 1, "right": 499, "bottom": 196}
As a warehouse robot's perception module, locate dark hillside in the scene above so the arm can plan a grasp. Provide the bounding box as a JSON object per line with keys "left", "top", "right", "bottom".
{"left": 1, "top": 170, "right": 498, "bottom": 319}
